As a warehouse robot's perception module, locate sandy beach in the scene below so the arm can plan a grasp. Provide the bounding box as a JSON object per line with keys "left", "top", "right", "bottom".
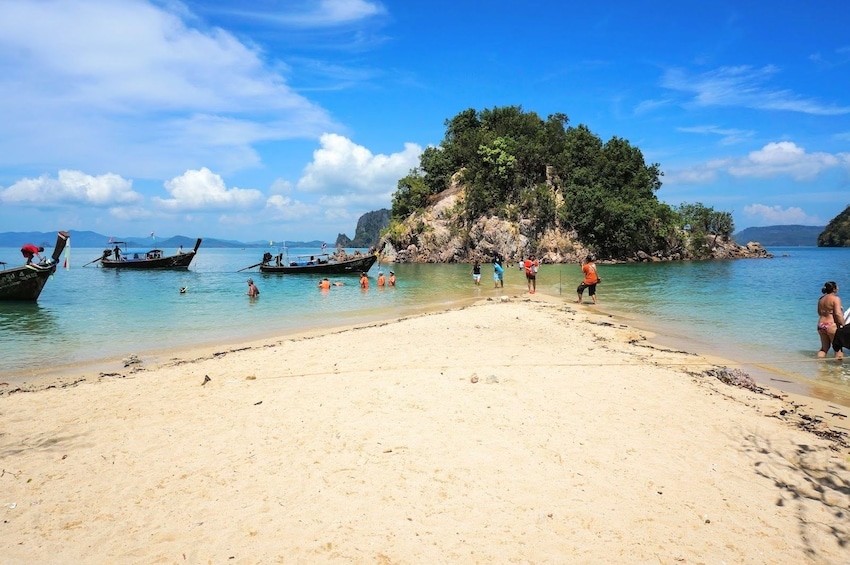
{"left": 1, "top": 295, "right": 849, "bottom": 564}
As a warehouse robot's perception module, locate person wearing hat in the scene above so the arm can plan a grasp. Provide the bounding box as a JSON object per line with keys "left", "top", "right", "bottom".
{"left": 20, "top": 243, "right": 44, "bottom": 265}
{"left": 246, "top": 277, "right": 260, "bottom": 297}
{"left": 389, "top": 271, "right": 396, "bottom": 286}
{"left": 377, "top": 271, "right": 386, "bottom": 287}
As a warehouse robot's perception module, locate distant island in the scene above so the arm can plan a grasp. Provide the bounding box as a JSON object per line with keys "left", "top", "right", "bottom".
{"left": 0, "top": 230, "right": 330, "bottom": 249}
{"left": 732, "top": 225, "right": 825, "bottom": 247}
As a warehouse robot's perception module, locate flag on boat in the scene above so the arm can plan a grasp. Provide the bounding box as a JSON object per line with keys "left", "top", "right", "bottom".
{"left": 108, "top": 236, "right": 114, "bottom": 243}
{"left": 150, "top": 232, "right": 155, "bottom": 240}
{"left": 63, "top": 238, "right": 70, "bottom": 270}
{"left": 322, "top": 242, "right": 327, "bottom": 251}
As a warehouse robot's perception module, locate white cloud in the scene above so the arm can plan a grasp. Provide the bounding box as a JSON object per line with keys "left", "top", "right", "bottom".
{"left": 666, "top": 142, "right": 850, "bottom": 185}
{"left": 743, "top": 204, "right": 822, "bottom": 225}
{"left": 676, "top": 125, "right": 754, "bottom": 146}
{"left": 0, "top": 170, "right": 142, "bottom": 207}
{"left": 153, "top": 168, "right": 265, "bottom": 211}
{"left": 728, "top": 142, "right": 849, "bottom": 180}
{"left": 265, "top": 194, "right": 316, "bottom": 220}
{"left": 662, "top": 65, "right": 850, "bottom": 115}
{"left": 0, "top": 0, "right": 336, "bottom": 176}
{"left": 220, "top": 0, "right": 387, "bottom": 27}
{"left": 296, "top": 133, "right": 421, "bottom": 207}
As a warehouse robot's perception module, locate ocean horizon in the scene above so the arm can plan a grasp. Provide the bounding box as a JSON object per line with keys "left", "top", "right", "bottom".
{"left": 2, "top": 245, "right": 849, "bottom": 407}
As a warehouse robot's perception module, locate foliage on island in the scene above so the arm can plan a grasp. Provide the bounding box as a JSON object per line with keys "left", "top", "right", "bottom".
{"left": 335, "top": 209, "right": 390, "bottom": 248}
{"left": 818, "top": 205, "right": 850, "bottom": 247}
{"left": 380, "top": 106, "right": 755, "bottom": 263}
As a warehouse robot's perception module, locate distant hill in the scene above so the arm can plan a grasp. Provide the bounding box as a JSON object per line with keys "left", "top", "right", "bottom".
{"left": 818, "top": 204, "right": 850, "bottom": 247}
{"left": 732, "top": 225, "right": 824, "bottom": 247}
{"left": 335, "top": 209, "right": 390, "bottom": 248}
{"left": 0, "top": 231, "right": 325, "bottom": 249}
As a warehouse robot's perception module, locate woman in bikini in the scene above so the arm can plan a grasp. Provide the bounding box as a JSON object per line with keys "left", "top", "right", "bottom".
{"left": 816, "top": 281, "right": 844, "bottom": 359}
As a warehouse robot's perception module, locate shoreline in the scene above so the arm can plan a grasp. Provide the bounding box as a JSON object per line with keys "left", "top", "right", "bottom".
{"left": 4, "top": 286, "right": 850, "bottom": 412}
{"left": 1, "top": 295, "right": 848, "bottom": 562}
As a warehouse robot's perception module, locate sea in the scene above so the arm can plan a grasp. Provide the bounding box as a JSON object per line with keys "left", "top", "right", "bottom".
{"left": 2, "top": 245, "right": 850, "bottom": 407}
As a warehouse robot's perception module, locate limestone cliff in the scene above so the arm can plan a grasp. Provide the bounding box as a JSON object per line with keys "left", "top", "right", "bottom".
{"left": 377, "top": 184, "right": 771, "bottom": 264}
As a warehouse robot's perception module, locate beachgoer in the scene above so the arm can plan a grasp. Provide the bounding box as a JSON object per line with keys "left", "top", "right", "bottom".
{"left": 576, "top": 254, "right": 600, "bottom": 304}
{"left": 246, "top": 278, "right": 260, "bottom": 297}
{"left": 318, "top": 278, "right": 331, "bottom": 290}
{"left": 817, "top": 281, "right": 844, "bottom": 359}
{"left": 523, "top": 255, "right": 539, "bottom": 294}
{"left": 389, "top": 271, "right": 396, "bottom": 286}
{"left": 377, "top": 272, "right": 386, "bottom": 287}
{"left": 333, "top": 281, "right": 345, "bottom": 287}
{"left": 20, "top": 244, "right": 44, "bottom": 265}
{"left": 360, "top": 272, "right": 369, "bottom": 289}
{"left": 472, "top": 260, "right": 481, "bottom": 285}
{"left": 493, "top": 258, "right": 504, "bottom": 288}
{"left": 177, "top": 245, "right": 184, "bottom": 254}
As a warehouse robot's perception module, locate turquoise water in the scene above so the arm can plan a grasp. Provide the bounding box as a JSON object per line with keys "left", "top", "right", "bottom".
{"left": 2, "top": 245, "right": 849, "bottom": 404}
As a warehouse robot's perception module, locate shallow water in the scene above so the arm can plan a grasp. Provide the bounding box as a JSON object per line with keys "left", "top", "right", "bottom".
{"left": 1, "top": 245, "right": 849, "bottom": 405}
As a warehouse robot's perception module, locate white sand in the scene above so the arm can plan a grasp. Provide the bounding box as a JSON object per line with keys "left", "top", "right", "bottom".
{"left": 1, "top": 296, "right": 848, "bottom": 564}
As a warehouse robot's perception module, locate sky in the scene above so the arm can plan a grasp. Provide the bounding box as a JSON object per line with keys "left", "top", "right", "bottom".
{"left": 0, "top": 0, "right": 848, "bottom": 242}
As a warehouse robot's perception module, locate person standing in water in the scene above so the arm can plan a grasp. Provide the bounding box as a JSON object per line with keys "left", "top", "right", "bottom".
{"left": 246, "top": 278, "right": 260, "bottom": 298}
{"left": 816, "top": 281, "right": 844, "bottom": 359}
{"left": 576, "top": 255, "right": 600, "bottom": 304}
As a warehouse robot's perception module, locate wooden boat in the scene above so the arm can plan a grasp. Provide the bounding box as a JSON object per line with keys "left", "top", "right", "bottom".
{"left": 252, "top": 251, "right": 377, "bottom": 274}
{"left": 95, "top": 238, "right": 202, "bottom": 270}
{"left": 0, "top": 231, "right": 70, "bottom": 301}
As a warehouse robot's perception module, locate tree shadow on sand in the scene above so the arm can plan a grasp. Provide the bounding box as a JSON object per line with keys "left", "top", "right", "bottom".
{"left": 743, "top": 434, "right": 849, "bottom": 558}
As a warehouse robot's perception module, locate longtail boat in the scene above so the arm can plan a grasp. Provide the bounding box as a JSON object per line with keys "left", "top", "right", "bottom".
{"left": 242, "top": 251, "right": 377, "bottom": 275}
{"left": 0, "top": 231, "right": 70, "bottom": 301}
{"left": 93, "top": 238, "right": 202, "bottom": 270}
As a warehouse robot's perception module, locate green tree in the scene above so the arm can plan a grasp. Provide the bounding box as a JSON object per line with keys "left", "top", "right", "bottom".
{"left": 391, "top": 171, "right": 430, "bottom": 218}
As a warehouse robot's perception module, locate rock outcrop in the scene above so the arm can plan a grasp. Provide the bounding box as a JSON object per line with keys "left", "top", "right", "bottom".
{"left": 378, "top": 185, "right": 772, "bottom": 264}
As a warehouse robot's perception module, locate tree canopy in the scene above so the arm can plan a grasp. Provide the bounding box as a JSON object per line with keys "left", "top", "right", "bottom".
{"left": 390, "top": 106, "right": 734, "bottom": 259}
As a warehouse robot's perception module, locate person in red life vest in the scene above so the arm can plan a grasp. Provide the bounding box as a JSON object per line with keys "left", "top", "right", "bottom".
{"left": 20, "top": 243, "right": 44, "bottom": 265}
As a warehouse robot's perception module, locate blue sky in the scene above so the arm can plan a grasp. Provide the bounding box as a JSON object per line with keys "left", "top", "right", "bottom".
{"left": 0, "top": 0, "right": 848, "bottom": 242}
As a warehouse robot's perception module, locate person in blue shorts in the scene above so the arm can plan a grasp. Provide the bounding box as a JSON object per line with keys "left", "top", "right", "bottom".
{"left": 493, "top": 257, "right": 504, "bottom": 288}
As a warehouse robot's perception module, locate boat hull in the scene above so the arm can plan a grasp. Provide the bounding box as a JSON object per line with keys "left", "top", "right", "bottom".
{"left": 0, "top": 264, "right": 57, "bottom": 301}
{"left": 0, "top": 231, "right": 70, "bottom": 301}
{"left": 259, "top": 254, "right": 377, "bottom": 274}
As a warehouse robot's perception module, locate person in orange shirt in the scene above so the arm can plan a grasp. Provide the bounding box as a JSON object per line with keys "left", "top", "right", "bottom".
{"left": 523, "top": 254, "right": 539, "bottom": 294}
{"left": 360, "top": 272, "right": 369, "bottom": 289}
{"left": 576, "top": 255, "right": 600, "bottom": 304}
{"left": 388, "top": 271, "right": 396, "bottom": 286}
{"left": 377, "top": 272, "right": 386, "bottom": 287}
{"left": 318, "top": 278, "right": 331, "bottom": 290}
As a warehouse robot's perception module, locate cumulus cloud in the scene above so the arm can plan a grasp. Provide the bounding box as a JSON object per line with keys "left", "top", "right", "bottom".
{"left": 666, "top": 142, "right": 850, "bottom": 185}
{"left": 728, "top": 142, "right": 849, "bottom": 180}
{"left": 265, "top": 194, "right": 316, "bottom": 221}
{"left": 0, "top": 0, "right": 337, "bottom": 176}
{"left": 296, "top": 133, "right": 421, "bottom": 207}
{"left": 0, "top": 170, "right": 142, "bottom": 207}
{"left": 153, "top": 168, "right": 265, "bottom": 211}
{"left": 743, "top": 204, "right": 822, "bottom": 225}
